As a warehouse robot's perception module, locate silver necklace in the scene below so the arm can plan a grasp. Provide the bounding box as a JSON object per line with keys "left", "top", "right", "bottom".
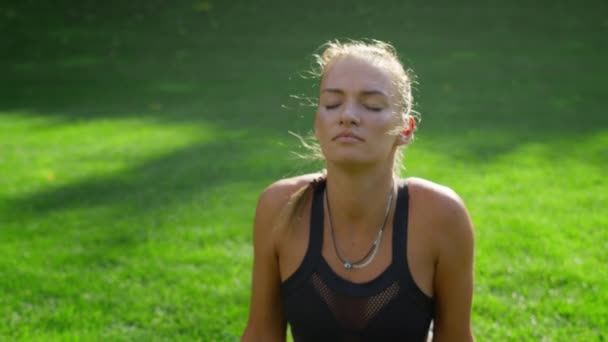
{"left": 325, "top": 184, "right": 394, "bottom": 270}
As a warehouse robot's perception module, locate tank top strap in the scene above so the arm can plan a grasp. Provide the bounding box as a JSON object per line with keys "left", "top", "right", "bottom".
{"left": 308, "top": 177, "right": 326, "bottom": 257}
{"left": 391, "top": 180, "right": 410, "bottom": 270}
{"left": 280, "top": 178, "right": 326, "bottom": 292}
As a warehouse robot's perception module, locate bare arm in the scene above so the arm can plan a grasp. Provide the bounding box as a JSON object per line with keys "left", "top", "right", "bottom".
{"left": 432, "top": 192, "right": 475, "bottom": 341}
{"left": 241, "top": 185, "right": 288, "bottom": 342}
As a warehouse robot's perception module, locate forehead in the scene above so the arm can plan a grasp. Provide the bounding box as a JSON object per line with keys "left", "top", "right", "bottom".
{"left": 321, "top": 55, "right": 396, "bottom": 95}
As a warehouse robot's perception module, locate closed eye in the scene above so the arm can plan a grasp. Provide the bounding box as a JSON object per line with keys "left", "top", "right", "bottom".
{"left": 325, "top": 103, "right": 341, "bottom": 110}
{"left": 365, "top": 105, "right": 383, "bottom": 112}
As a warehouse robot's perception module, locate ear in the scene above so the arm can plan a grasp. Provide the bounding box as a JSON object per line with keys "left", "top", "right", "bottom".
{"left": 396, "top": 127, "right": 411, "bottom": 146}
{"left": 397, "top": 117, "right": 415, "bottom": 146}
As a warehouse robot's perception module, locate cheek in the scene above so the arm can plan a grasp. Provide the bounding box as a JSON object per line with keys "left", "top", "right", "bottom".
{"left": 368, "top": 111, "right": 397, "bottom": 133}
{"left": 315, "top": 111, "right": 333, "bottom": 134}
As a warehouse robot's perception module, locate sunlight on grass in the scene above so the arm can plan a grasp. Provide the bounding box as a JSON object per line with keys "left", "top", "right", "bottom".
{"left": 406, "top": 130, "right": 607, "bottom": 340}
{"left": 0, "top": 112, "right": 292, "bottom": 340}
{"left": 0, "top": 111, "right": 219, "bottom": 197}
{"left": 1, "top": 113, "right": 606, "bottom": 340}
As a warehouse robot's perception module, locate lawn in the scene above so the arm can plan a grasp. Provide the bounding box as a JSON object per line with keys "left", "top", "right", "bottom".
{"left": 1, "top": 1, "right": 607, "bottom": 340}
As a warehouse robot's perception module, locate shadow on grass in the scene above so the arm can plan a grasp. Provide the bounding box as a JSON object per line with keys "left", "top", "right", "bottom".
{"left": 3, "top": 0, "right": 607, "bottom": 135}
{"left": 2, "top": 136, "right": 305, "bottom": 226}
{"left": 2, "top": 0, "right": 607, "bottom": 223}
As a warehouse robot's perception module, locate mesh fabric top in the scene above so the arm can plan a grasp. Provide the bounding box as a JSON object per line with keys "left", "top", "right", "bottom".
{"left": 281, "top": 179, "right": 434, "bottom": 341}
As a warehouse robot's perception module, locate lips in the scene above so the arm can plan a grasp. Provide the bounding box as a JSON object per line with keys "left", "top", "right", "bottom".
{"left": 332, "top": 131, "right": 364, "bottom": 142}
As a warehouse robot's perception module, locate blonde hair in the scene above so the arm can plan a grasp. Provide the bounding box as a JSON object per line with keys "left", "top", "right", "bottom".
{"left": 277, "top": 39, "right": 419, "bottom": 232}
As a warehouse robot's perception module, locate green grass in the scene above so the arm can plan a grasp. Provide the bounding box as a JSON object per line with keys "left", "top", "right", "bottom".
{"left": 1, "top": 1, "right": 607, "bottom": 340}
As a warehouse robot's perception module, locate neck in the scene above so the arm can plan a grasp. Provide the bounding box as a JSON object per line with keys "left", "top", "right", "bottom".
{"left": 324, "top": 162, "right": 396, "bottom": 234}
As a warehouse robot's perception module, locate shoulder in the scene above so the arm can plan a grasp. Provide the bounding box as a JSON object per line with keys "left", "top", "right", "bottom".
{"left": 254, "top": 173, "right": 324, "bottom": 234}
{"left": 404, "top": 177, "right": 474, "bottom": 249}
{"left": 404, "top": 177, "right": 466, "bottom": 213}
{"left": 252, "top": 172, "right": 323, "bottom": 254}
{"left": 406, "top": 178, "right": 475, "bottom": 339}
{"left": 257, "top": 172, "right": 324, "bottom": 211}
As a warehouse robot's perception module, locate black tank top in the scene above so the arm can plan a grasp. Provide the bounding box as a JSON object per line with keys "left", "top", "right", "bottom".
{"left": 280, "top": 179, "right": 434, "bottom": 341}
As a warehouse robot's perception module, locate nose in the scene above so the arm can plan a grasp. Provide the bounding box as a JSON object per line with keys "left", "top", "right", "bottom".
{"left": 339, "top": 101, "right": 360, "bottom": 126}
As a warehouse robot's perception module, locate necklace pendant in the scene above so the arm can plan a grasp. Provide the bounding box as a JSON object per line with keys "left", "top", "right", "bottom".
{"left": 344, "top": 261, "right": 353, "bottom": 270}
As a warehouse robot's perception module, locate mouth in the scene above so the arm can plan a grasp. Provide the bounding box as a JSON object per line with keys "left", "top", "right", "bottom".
{"left": 332, "top": 132, "right": 364, "bottom": 142}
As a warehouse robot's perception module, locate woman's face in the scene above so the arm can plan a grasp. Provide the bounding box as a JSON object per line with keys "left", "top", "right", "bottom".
{"left": 315, "top": 55, "right": 406, "bottom": 170}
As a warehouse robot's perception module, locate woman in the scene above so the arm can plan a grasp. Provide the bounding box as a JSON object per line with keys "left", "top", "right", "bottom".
{"left": 242, "top": 40, "right": 475, "bottom": 341}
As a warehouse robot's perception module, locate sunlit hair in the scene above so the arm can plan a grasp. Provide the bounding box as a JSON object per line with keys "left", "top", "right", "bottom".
{"left": 276, "top": 39, "right": 419, "bottom": 233}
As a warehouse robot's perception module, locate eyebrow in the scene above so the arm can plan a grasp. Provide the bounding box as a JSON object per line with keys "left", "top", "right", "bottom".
{"left": 321, "top": 88, "right": 388, "bottom": 97}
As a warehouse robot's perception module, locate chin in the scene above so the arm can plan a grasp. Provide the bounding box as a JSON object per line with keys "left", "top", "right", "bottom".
{"left": 326, "top": 153, "right": 376, "bottom": 168}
